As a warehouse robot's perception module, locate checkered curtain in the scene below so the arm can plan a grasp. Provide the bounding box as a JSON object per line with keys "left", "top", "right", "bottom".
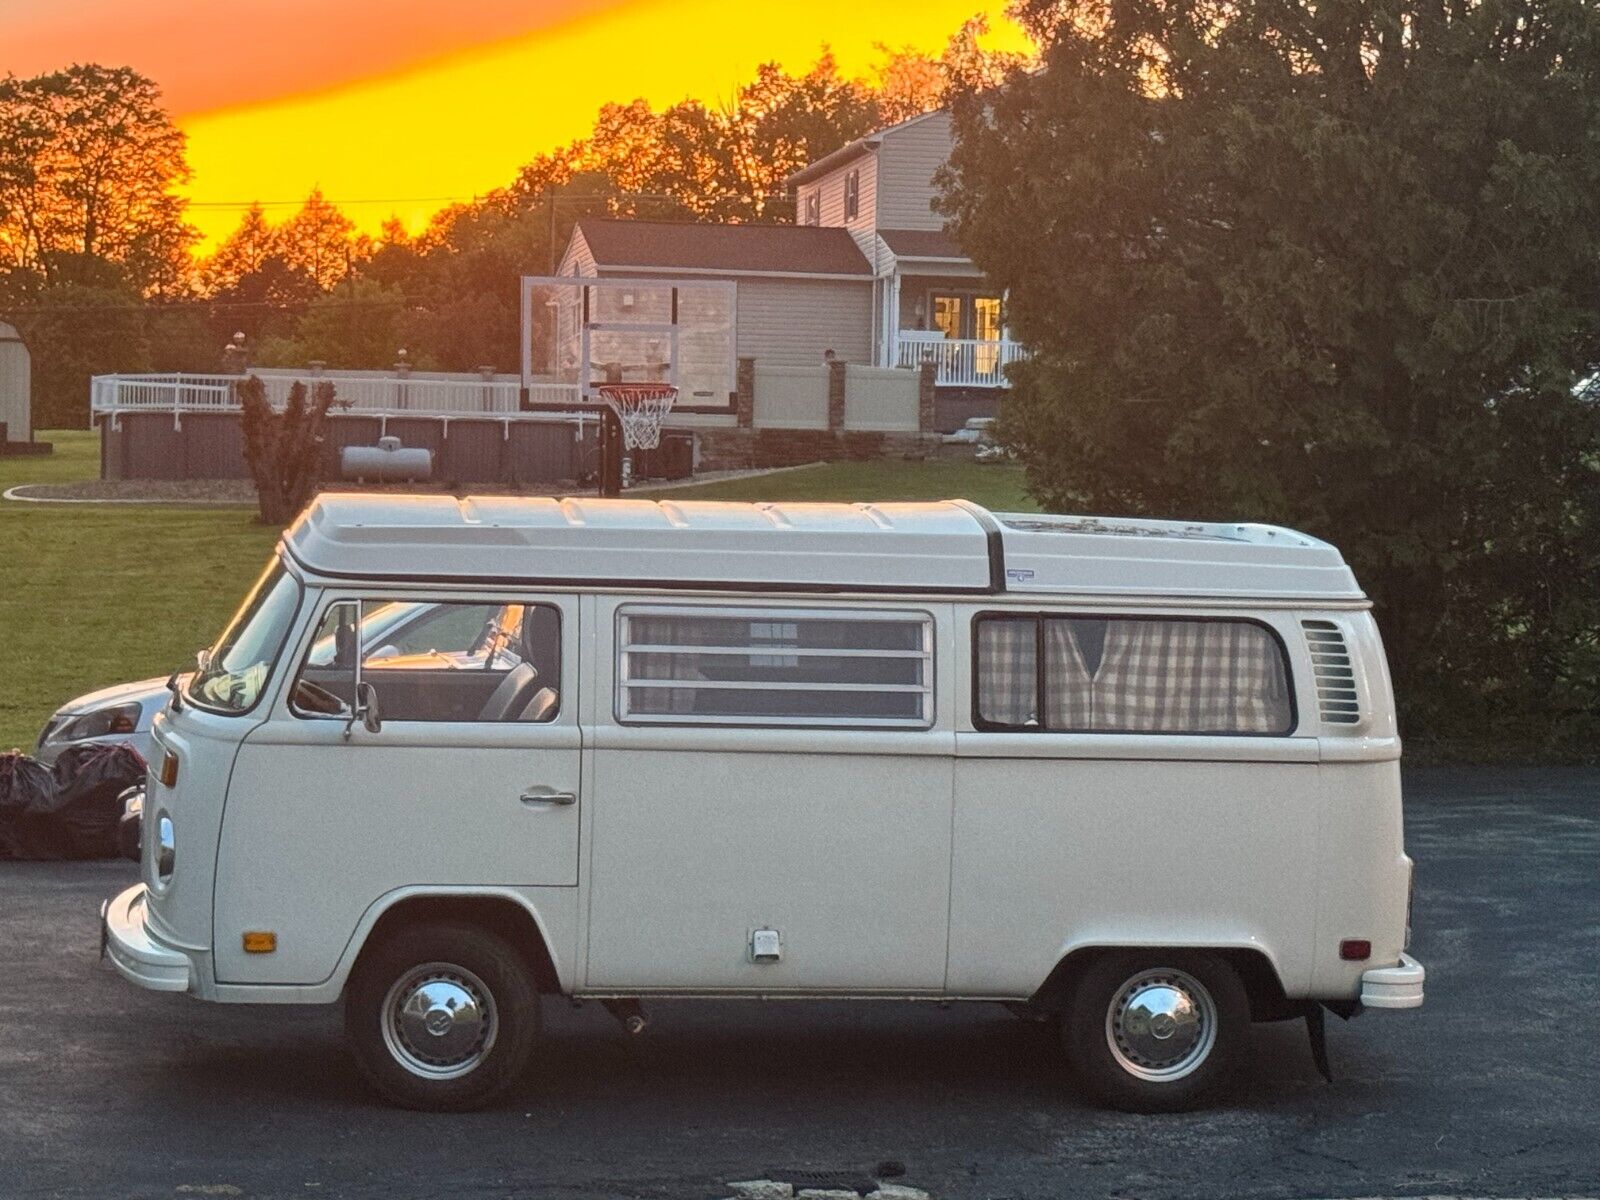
{"left": 1091, "top": 619, "right": 1291, "bottom": 733}
{"left": 975, "top": 618, "right": 1038, "bottom": 725}
{"left": 1043, "top": 620, "right": 1095, "bottom": 729}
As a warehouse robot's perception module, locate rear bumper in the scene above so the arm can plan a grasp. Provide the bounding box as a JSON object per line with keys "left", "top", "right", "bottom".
{"left": 102, "top": 884, "right": 192, "bottom": 993}
{"left": 1360, "top": 951, "right": 1425, "bottom": 1009}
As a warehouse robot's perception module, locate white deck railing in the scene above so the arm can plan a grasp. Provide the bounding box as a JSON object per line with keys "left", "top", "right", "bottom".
{"left": 894, "top": 334, "right": 1026, "bottom": 388}
{"left": 91, "top": 371, "right": 583, "bottom": 425}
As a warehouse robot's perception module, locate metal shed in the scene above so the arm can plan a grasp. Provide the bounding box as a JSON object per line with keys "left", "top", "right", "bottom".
{"left": 0, "top": 320, "right": 31, "bottom": 444}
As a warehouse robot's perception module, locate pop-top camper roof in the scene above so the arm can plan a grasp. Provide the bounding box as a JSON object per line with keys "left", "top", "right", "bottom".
{"left": 282, "top": 495, "right": 1364, "bottom": 602}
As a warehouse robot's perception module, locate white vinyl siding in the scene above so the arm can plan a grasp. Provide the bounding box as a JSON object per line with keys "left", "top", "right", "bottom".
{"left": 807, "top": 154, "right": 878, "bottom": 236}
{"left": 558, "top": 229, "right": 598, "bottom": 276}
{"left": 875, "top": 111, "right": 952, "bottom": 231}
{"left": 583, "top": 270, "right": 871, "bottom": 368}
{"left": 734, "top": 277, "right": 872, "bottom": 365}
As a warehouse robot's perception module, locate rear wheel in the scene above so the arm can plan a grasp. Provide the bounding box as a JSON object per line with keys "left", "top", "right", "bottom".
{"left": 345, "top": 920, "right": 538, "bottom": 1110}
{"left": 1062, "top": 951, "right": 1247, "bottom": 1112}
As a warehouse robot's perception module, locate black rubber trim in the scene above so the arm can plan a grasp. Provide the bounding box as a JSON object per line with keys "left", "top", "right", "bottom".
{"left": 947, "top": 499, "right": 1007, "bottom": 593}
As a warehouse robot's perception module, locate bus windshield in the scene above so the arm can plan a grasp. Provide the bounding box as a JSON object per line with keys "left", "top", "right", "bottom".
{"left": 187, "top": 559, "right": 303, "bottom": 715}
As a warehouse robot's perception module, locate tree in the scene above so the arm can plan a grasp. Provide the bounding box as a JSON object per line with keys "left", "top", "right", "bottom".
{"left": 942, "top": 0, "right": 1600, "bottom": 752}
{"left": 277, "top": 189, "right": 358, "bottom": 291}
{"left": 254, "top": 277, "right": 407, "bottom": 369}
{"left": 0, "top": 254, "right": 151, "bottom": 427}
{"left": 724, "top": 54, "right": 882, "bottom": 219}
{"left": 239, "top": 375, "right": 338, "bottom": 525}
{"left": 201, "top": 203, "right": 282, "bottom": 294}
{"left": 0, "top": 65, "right": 195, "bottom": 294}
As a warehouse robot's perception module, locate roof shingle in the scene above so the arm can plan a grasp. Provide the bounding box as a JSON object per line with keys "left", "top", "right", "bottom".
{"left": 576, "top": 219, "right": 873, "bottom": 276}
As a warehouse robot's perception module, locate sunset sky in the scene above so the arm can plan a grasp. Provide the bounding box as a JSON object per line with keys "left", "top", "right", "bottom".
{"left": 3, "top": 0, "right": 1028, "bottom": 247}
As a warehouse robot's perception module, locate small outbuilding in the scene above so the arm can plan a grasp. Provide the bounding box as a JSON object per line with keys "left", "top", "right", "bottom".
{"left": 0, "top": 319, "right": 32, "bottom": 445}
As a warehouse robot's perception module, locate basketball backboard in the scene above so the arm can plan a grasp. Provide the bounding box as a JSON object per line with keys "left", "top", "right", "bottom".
{"left": 521, "top": 276, "right": 736, "bottom": 408}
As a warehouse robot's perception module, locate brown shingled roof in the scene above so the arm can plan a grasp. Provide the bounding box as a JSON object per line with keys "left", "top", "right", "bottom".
{"left": 878, "top": 228, "right": 968, "bottom": 260}
{"left": 575, "top": 220, "right": 873, "bottom": 276}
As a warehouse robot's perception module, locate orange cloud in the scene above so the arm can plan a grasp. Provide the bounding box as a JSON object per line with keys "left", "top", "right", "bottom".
{"left": 3, "top": 0, "right": 632, "bottom": 115}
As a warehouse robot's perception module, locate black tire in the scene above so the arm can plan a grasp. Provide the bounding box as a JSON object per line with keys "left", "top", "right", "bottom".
{"left": 344, "top": 920, "right": 539, "bottom": 1111}
{"left": 1061, "top": 951, "right": 1247, "bottom": 1113}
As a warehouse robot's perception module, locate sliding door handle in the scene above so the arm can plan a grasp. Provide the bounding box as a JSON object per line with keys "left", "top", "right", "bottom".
{"left": 520, "top": 787, "right": 577, "bottom": 806}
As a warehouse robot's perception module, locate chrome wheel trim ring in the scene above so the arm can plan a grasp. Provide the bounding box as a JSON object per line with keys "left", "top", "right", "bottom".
{"left": 381, "top": 962, "right": 498, "bottom": 1081}
{"left": 1104, "top": 967, "right": 1217, "bottom": 1083}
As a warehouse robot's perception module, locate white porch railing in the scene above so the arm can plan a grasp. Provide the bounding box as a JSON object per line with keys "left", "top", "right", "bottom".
{"left": 91, "top": 371, "right": 582, "bottom": 425}
{"left": 894, "top": 333, "right": 1027, "bottom": 388}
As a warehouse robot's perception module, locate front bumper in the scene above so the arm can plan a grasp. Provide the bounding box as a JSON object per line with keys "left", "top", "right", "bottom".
{"left": 101, "top": 884, "right": 192, "bottom": 993}
{"left": 1360, "top": 951, "right": 1425, "bottom": 1009}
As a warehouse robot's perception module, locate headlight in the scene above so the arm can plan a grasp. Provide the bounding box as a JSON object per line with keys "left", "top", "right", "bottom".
{"left": 57, "top": 702, "right": 142, "bottom": 742}
{"left": 156, "top": 813, "right": 175, "bottom": 883}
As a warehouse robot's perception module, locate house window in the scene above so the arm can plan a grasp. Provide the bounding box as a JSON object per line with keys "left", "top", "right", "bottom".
{"left": 616, "top": 606, "right": 935, "bottom": 727}
{"left": 973, "top": 614, "right": 1293, "bottom": 735}
{"left": 844, "top": 170, "right": 860, "bottom": 220}
{"left": 803, "top": 190, "right": 821, "bottom": 226}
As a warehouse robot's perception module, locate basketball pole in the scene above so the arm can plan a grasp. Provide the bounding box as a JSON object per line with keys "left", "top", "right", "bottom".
{"left": 599, "top": 406, "right": 624, "bottom": 498}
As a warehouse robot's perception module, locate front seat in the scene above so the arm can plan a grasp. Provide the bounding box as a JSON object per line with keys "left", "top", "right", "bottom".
{"left": 519, "top": 686, "right": 559, "bottom": 723}
{"left": 478, "top": 662, "right": 539, "bottom": 721}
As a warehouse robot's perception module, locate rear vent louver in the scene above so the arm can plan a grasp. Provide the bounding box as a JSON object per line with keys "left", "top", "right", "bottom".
{"left": 1302, "top": 619, "right": 1361, "bottom": 725}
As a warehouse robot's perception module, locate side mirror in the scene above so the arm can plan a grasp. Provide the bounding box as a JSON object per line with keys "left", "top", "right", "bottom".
{"left": 343, "top": 681, "right": 382, "bottom": 740}
{"left": 357, "top": 681, "right": 382, "bottom": 734}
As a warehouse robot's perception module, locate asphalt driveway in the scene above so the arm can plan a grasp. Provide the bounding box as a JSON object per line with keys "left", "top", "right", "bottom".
{"left": 1, "top": 767, "right": 1595, "bottom": 1200}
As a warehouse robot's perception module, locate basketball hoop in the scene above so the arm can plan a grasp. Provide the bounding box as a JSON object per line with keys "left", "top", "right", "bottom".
{"left": 596, "top": 382, "right": 678, "bottom": 451}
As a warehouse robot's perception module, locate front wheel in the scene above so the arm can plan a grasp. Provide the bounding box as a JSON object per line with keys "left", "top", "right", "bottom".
{"left": 345, "top": 920, "right": 539, "bottom": 1110}
{"left": 1061, "top": 951, "right": 1247, "bottom": 1112}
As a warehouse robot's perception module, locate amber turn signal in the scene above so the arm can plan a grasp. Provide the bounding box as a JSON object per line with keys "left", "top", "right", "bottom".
{"left": 1339, "top": 939, "right": 1372, "bottom": 961}
{"left": 158, "top": 751, "right": 179, "bottom": 788}
{"left": 242, "top": 931, "right": 277, "bottom": 954}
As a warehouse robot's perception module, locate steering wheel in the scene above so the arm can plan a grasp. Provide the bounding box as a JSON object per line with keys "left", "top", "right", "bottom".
{"left": 293, "top": 678, "right": 350, "bottom": 716}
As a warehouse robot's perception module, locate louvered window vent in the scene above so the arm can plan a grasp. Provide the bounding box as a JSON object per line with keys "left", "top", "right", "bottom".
{"left": 1302, "top": 620, "right": 1361, "bottom": 725}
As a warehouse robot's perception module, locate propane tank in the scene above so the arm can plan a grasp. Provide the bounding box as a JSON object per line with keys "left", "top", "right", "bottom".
{"left": 340, "top": 436, "right": 432, "bottom": 483}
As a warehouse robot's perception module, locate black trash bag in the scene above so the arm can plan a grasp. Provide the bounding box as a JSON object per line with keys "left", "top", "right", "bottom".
{"left": 0, "top": 751, "right": 64, "bottom": 860}
{"left": 48, "top": 743, "right": 148, "bottom": 860}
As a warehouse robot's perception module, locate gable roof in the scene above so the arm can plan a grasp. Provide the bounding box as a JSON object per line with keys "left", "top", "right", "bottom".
{"left": 574, "top": 219, "right": 873, "bottom": 277}
{"left": 786, "top": 110, "right": 947, "bottom": 188}
{"left": 878, "top": 228, "right": 967, "bottom": 261}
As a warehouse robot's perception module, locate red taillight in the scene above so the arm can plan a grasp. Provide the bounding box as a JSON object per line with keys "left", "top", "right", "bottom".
{"left": 1340, "top": 939, "right": 1372, "bottom": 961}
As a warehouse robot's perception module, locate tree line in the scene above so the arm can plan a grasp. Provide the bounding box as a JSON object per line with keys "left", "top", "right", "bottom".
{"left": 0, "top": 23, "right": 1020, "bottom": 425}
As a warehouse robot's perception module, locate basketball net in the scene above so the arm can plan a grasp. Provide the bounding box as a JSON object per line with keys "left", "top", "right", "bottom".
{"left": 595, "top": 382, "right": 678, "bottom": 451}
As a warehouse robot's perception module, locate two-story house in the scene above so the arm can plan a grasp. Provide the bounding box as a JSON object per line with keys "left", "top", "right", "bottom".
{"left": 556, "top": 110, "right": 1022, "bottom": 429}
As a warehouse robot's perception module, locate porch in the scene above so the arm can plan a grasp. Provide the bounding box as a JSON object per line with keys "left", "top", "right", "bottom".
{"left": 892, "top": 332, "right": 1026, "bottom": 389}
{"left": 878, "top": 270, "right": 1027, "bottom": 388}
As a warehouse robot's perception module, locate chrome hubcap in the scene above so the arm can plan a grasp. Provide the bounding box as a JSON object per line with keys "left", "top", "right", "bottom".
{"left": 1105, "top": 968, "right": 1217, "bottom": 1082}
{"left": 381, "top": 963, "right": 497, "bottom": 1080}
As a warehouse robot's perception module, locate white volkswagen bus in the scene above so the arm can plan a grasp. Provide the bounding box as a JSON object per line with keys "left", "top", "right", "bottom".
{"left": 103, "top": 495, "right": 1423, "bottom": 1112}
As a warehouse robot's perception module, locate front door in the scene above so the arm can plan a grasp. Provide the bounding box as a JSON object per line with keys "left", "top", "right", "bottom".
{"left": 213, "top": 593, "right": 581, "bottom": 986}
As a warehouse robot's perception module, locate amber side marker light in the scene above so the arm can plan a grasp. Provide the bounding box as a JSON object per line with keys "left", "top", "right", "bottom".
{"left": 158, "top": 751, "right": 179, "bottom": 788}
{"left": 242, "top": 932, "right": 277, "bottom": 954}
{"left": 1339, "top": 939, "right": 1372, "bottom": 961}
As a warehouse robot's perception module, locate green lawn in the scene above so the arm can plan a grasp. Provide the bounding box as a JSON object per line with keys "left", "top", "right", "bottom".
{"left": 0, "top": 435, "right": 1033, "bottom": 750}
{"left": 0, "top": 432, "right": 280, "bottom": 750}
